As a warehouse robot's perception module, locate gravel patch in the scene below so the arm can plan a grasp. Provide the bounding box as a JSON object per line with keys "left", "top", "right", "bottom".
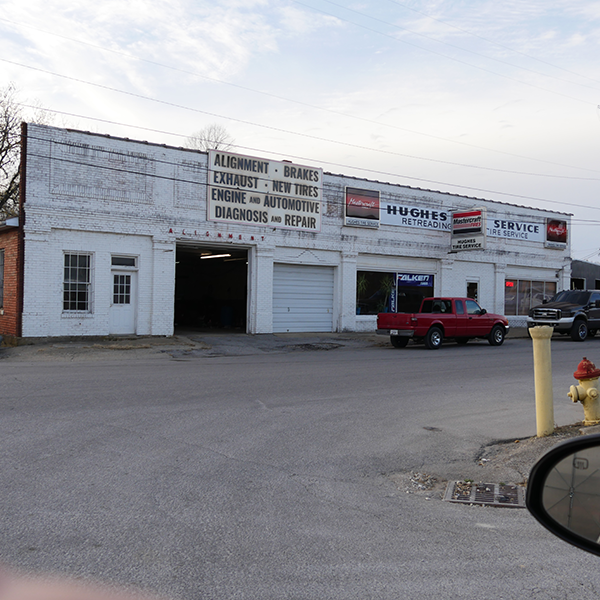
{"left": 389, "top": 422, "right": 597, "bottom": 499}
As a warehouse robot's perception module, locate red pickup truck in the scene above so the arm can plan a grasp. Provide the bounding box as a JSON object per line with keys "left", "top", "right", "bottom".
{"left": 377, "top": 297, "right": 510, "bottom": 349}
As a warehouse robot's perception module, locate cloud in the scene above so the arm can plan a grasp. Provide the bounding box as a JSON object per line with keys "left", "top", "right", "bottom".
{"left": 276, "top": 5, "right": 344, "bottom": 36}
{"left": 0, "top": 0, "right": 296, "bottom": 86}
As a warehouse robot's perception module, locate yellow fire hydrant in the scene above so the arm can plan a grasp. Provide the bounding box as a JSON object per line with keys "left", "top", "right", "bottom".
{"left": 568, "top": 357, "right": 600, "bottom": 425}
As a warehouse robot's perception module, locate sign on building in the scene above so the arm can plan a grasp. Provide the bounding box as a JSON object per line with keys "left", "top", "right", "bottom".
{"left": 397, "top": 273, "right": 434, "bottom": 287}
{"left": 486, "top": 218, "right": 544, "bottom": 242}
{"left": 208, "top": 151, "right": 322, "bottom": 231}
{"left": 381, "top": 202, "right": 450, "bottom": 231}
{"left": 545, "top": 219, "right": 568, "bottom": 249}
{"left": 451, "top": 208, "right": 486, "bottom": 251}
{"left": 345, "top": 187, "right": 380, "bottom": 228}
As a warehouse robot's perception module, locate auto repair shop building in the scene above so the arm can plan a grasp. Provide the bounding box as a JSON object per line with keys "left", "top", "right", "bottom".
{"left": 2, "top": 123, "right": 571, "bottom": 338}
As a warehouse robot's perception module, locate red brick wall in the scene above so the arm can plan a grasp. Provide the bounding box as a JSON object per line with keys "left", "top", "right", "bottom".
{"left": 0, "top": 227, "right": 21, "bottom": 337}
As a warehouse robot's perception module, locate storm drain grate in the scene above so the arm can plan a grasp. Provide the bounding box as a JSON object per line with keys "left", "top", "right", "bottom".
{"left": 443, "top": 481, "right": 526, "bottom": 508}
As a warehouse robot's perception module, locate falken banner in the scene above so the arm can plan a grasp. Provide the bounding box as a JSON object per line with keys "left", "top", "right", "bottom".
{"left": 451, "top": 208, "right": 486, "bottom": 251}
{"left": 345, "top": 187, "right": 380, "bottom": 228}
{"left": 208, "top": 150, "right": 322, "bottom": 232}
{"left": 397, "top": 273, "right": 434, "bottom": 287}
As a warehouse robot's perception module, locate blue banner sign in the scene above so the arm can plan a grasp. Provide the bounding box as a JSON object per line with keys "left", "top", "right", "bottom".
{"left": 397, "top": 273, "right": 433, "bottom": 287}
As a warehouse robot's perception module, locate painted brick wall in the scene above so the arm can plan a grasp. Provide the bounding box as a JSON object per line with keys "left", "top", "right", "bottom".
{"left": 21, "top": 123, "right": 572, "bottom": 336}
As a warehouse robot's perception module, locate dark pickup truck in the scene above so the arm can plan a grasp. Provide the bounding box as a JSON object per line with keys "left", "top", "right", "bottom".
{"left": 377, "top": 297, "right": 510, "bottom": 349}
{"left": 527, "top": 290, "right": 600, "bottom": 341}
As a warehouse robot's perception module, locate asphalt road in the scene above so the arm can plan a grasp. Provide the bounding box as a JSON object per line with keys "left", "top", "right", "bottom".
{"left": 2, "top": 335, "right": 600, "bottom": 599}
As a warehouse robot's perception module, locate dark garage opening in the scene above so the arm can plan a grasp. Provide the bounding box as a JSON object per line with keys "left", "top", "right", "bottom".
{"left": 175, "top": 246, "right": 248, "bottom": 332}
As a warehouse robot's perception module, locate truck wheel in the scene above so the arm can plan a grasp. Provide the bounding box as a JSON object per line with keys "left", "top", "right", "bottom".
{"left": 390, "top": 335, "right": 409, "bottom": 348}
{"left": 571, "top": 319, "right": 588, "bottom": 342}
{"left": 488, "top": 324, "right": 505, "bottom": 346}
{"left": 425, "top": 327, "right": 443, "bottom": 349}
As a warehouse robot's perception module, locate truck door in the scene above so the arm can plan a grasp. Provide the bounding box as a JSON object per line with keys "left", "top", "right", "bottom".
{"left": 465, "top": 299, "right": 491, "bottom": 337}
{"left": 589, "top": 292, "right": 600, "bottom": 332}
{"left": 454, "top": 300, "right": 469, "bottom": 337}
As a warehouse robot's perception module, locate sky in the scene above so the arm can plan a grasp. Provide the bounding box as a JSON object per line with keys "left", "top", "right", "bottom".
{"left": 2, "top": 0, "right": 600, "bottom": 261}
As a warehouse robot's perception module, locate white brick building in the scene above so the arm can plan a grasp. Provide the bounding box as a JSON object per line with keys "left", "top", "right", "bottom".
{"left": 17, "top": 123, "right": 571, "bottom": 337}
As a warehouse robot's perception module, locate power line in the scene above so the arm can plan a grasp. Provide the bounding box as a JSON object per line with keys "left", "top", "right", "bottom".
{"left": 383, "top": 0, "right": 600, "bottom": 88}
{"left": 20, "top": 146, "right": 556, "bottom": 224}
{"left": 290, "top": 0, "right": 595, "bottom": 105}
{"left": 14, "top": 125, "right": 564, "bottom": 213}
{"left": 21, "top": 119, "right": 596, "bottom": 215}
{"left": 26, "top": 131, "right": 600, "bottom": 221}
{"left": 2, "top": 17, "right": 600, "bottom": 177}
{"left": 19, "top": 101, "right": 600, "bottom": 184}
{"left": 316, "top": 0, "right": 600, "bottom": 93}
{"left": 6, "top": 58, "right": 600, "bottom": 182}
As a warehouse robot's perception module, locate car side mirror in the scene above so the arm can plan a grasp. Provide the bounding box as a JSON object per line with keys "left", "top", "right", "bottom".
{"left": 527, "top": 434, "right": 600, "bottom": 557}
{"left": 479, "top": 308, "right": 487, "bottom": 315}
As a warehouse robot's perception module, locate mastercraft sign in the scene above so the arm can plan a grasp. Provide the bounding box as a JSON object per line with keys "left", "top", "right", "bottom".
{"left": 545, "top": 219, "right": 568, "bottom": 249}
{"left": 345, "top": 187, "right": 380, "bottom": 228}
{"left": 451, "top": 208, "right": 486, "bottom": 251}
{"left": 208, "top": 151, "right": 322, "bottom": 231}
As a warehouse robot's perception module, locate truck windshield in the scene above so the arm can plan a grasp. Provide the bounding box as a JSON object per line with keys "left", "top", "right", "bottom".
{"left": 552, "top": 291, "right": 591, "bottom": 304}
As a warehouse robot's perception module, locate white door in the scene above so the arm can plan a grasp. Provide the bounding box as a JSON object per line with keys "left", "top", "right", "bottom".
{"left": 273, "top": 264, "right": 334, "bottom": 333}
{"left": 109, "top": 271, "right": 136, "bottom": 334}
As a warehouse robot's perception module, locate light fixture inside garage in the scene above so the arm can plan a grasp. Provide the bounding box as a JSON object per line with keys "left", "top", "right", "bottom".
{"left": 200, "top": 253, "right": 232, "bottom": 260}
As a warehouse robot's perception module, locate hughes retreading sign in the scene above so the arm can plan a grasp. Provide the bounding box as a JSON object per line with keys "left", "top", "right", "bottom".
{"left": 208, "top": 150, "right": 322, "bottom": 232}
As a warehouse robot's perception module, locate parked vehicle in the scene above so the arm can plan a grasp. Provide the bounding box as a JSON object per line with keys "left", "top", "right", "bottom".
{"left": 527, "top": 290, "right": 600, "bottom": 341}
{"left": 376, "top": 297, "right": 510, "bottom": 349}
{"left": 527, "top": 434, "right": 600, "bottom": 557}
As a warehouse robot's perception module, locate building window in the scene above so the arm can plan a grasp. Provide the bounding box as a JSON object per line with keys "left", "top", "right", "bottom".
{"left": 466, "top": 282, "right": 478, "bottom": 301}
{"left": 356, "top": 271, "right": 433, "bottom": 314}
{"left": 505, "top": 279, "right": 556, "bottom": 316}
{"left": 113, "top": 274, "right": 131, "bottom": 305}
{"left": 356, "top": 271, "right": 396, "bottom": 315}
{"left": 111, "top": 256, "right": 136, "bottom": 268}
{"left": 63, "top": 253, "right": 92, "bottom": 312}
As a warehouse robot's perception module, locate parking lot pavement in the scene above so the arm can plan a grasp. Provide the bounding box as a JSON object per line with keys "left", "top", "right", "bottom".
{"left": 0, "top": 331, "right": 386, "bottom": 361}
{"left": 3, "top": 333, "right": 600, "bottom": 599}
{"left": 0, "top": 325, "right": 533, "bottom": 362}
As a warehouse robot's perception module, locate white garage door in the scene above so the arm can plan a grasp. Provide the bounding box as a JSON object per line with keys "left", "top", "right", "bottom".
{"left": 273, "top": 264, "right": 334, "bottom": 333}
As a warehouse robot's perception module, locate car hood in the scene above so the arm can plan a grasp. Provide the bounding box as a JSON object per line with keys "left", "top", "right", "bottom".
{"left": 535, "top": 302, "right": 581, "bottom": 311}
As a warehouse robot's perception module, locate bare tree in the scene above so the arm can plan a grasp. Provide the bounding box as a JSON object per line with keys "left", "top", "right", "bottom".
{"left": 0, "top": 84, "right": 22, "bottom": 219}
{"left": 0, "top": 85, "right": 54, "bottom": 219}
{"left": 185, "top": 123, "right": 235, "bottom": 152}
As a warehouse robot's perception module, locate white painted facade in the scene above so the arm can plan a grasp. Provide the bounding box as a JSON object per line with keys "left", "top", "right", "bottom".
{"left": 21, "top": 124, "right": 571, "bottom": 337}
